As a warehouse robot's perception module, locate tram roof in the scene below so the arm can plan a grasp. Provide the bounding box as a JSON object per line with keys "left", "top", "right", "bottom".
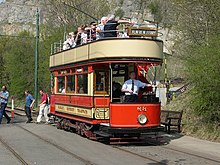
{"left": 49, "top": 38, "right": 163, "bottom": 68}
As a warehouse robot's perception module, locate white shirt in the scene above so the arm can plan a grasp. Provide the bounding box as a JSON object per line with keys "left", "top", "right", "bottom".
{"left": 122, "top": 79, "right": 146, "bottom": 95}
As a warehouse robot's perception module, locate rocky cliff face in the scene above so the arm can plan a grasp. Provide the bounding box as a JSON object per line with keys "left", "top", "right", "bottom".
{"left": 0, "top": 0, "right": 155, "bottom": 35}
{"left": 0, "top": 0, "right": 46, "bottom": 35}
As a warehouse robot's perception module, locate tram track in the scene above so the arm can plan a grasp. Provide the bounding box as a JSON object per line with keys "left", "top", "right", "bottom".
{"left": 144, "top": 139, "right": 220, "bottom": 164}
{"left": 113, "top": 137, "right": 220, "bottom": 165}
{"left": 5, "top": 106, "right": 26, "bottom": 116}
{"left": 162, "top": 144, "right": 220, "bottom": 164}
{"left": 0, "top": 135, "right": 29, "bottom": 165}
{"left": 113, "top": 145, "right": 168, "bottom": 165}
{"left": 15, "top": 124, "right": 97, "bottom": 165}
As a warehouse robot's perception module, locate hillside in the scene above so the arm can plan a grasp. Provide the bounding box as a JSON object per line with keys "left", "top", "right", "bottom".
{"left": 0, "top": 0, "right": 46, "bottom": 35}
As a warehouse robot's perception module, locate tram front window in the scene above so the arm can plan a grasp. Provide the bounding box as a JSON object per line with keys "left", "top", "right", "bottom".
{"left": 77, "top": 74, "right": 88, "bottom": 94}
{"left": 67, "top": 75, "right": 75, "bottom": 93}
{"left": 57, "top": 76, "right": 65, "bottom": 93}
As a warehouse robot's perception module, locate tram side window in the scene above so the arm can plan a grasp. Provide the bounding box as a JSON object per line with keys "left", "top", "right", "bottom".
{"left": 67, "top": 75, "right": 75, "bottom": 93}
{"left": 77, "top": 74, "right": 88, "bottom": 94}
{"left": 57, "top": 76, "right": 65, "bottom": 93}
{"left": 95, "top": 70, "right": 108, "bottom": 93}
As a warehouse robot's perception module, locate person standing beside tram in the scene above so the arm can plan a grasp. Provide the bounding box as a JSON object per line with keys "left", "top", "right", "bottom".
{"left": 36, "top": 89, "right": 49, "bottom": 124}
{"left": 24, "top": 90, "right": 35, "bottom": 123}
{"left": 0, "top": 85, "right": 11, "bottom": 124}
{"left": 121, "top": 72, "right": 152, "bottom": 103}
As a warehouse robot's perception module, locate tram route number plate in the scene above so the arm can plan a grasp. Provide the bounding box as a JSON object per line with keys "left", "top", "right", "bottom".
{"left": 137, "top": 106, "right": 147, "bottom": 112}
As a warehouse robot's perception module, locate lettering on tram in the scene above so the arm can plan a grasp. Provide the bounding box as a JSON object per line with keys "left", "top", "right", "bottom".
{"left": 137, "top": 106, "right": 147, "bottom": 112}
{"left": 49, "top": 18, "right": 164, "bottom": 142}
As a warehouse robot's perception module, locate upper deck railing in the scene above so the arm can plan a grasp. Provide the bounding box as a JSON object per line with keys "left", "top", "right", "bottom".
{"left": 50, "top": 21, "right": 163, "bottom": 55}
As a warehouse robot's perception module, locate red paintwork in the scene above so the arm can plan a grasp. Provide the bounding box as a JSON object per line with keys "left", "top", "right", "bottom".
{"left": 51, "top": 94, "right": 110, "bottom": 108}
{"left": 94, "top": 97, "right": 110, "bottom": 107}
{"left": 110, "top": 103, "right": 160, "bottom": 127}
{"left": 50, "top": 95, "right": 55, "bottom": 114}
{"left": 54, "top": 95, "right": 93, "bottom": 107}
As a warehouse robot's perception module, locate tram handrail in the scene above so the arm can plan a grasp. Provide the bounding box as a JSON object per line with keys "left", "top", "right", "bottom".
{"left": 51, "top": 21, "right": 162, "bottom": 55}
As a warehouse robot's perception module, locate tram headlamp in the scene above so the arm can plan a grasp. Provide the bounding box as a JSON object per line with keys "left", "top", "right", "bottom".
{"left": 138, "top": 114, "right": 148, "bottom": 125}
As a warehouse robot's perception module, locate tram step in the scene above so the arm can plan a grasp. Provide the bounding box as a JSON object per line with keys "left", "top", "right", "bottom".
{"left": 94, "top": 131, "right": 111, "bottom": 137}
{"left": 100, "top": 123, "right": 110, "bottom": 127}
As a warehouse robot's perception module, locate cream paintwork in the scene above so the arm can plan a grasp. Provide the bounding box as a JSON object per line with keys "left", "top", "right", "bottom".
{"left": 55, "top": 104, "right": 109, "bottom": 119}
{"left": 50, "top": 39, "right": 163, "bottom": 68}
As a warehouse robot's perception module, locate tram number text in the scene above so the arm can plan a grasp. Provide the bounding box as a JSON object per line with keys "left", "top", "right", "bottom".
{"left": 137, "top": 106, "right": 147, "bottom": 112}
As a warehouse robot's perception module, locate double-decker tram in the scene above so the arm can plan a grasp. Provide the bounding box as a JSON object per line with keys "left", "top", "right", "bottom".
{"left": 49, "top": 22, "right": 163, "bottom": 143}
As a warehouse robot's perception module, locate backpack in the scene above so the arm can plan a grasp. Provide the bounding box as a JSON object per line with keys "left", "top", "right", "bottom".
{"left": 45, "top": 93, "right": 50, "bottom": 104}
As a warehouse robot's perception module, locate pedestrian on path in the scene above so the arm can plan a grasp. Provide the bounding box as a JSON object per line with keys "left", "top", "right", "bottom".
{"left": 36, "top": 89, "right": 49, "bottom": 124}
{"left": 24, "top": 90, "right": 35, "bottom": 123}
{"left": 0, "top": 86, "right": 11, "bottom": 124}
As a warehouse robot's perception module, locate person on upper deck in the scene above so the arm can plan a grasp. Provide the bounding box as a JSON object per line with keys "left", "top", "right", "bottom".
{"left": 121, "top": 72, "right": 152, "bottom": 103}
{"left": 80, "top": 25, "right": 88, "bottom": 44}
{"left": 63, "top": 32, "right": 76, "bottom": 50}
{"left": 96, "top": 17, "right": 108, "bottom": 39}
{"left": 87, "top": 21, "right": 97, "bottom": 41}
{"left": 104, "top": 15, "right": 131, "bottom": 38}
{"left": 74, "top": 27, "right": 82, "bottom": 46}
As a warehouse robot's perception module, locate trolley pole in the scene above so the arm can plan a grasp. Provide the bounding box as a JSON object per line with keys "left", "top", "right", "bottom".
{"left": 34, "top": 9, "right": 39, "bottom": 108}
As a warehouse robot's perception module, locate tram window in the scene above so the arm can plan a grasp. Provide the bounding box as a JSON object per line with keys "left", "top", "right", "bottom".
{"left": 95, "top": 70, "right": 108, "bottom": 93}
{"left": 77, "top": 74, "right": 88, "bottom": 94}
{"left": 67, "top": 75, "right": 75, "bottom": 93}
{"left": 66, "top": 69, "right": 71, "bottom": 74}
{"left": 57, "top": 76, "right": 65, "bottom": 93}
{"left": 83, "top": 66, "right": 88, "bottom": 72}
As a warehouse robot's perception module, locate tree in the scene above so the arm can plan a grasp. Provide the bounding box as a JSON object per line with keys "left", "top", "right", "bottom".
{"left": 3, "top": 31, "right": 35, "bottom": 98}
{"left": 170, "top": 0, "right": 220, "bottom": 123}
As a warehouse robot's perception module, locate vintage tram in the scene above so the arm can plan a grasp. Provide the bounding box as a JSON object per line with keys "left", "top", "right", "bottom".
{"left": 49, "top": 23, "right": 163, "bottom": 142}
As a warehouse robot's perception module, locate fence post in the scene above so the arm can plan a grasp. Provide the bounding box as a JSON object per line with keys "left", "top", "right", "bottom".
{"left": 11, "top": 96, "right": 14, "bottom": 118}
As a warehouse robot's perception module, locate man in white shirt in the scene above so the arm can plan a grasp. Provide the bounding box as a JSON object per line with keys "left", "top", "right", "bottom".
{"left": 121, "top": 72, "right": 152, "bottom": 102}
{"left": 96, "top": 17, "right": 108, "bottom": 39}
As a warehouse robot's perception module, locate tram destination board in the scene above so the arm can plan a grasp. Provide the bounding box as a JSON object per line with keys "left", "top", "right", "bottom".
{"left": 128, "top": 27, "right": 158, "bottom": 37}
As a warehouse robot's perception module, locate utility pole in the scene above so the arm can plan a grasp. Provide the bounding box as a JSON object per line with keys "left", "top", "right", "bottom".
{"left": 35, "top": 9, "right": 39, "bottom": 108}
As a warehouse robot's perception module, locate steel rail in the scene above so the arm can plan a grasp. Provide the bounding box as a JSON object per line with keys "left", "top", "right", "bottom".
{"left": 162, "top": 144, "right": 220, "bottom": 164}
{"left": 16, "top": 124, "right": 97, "bottom": 165}
{"left": 0, "top": 136, "right": 29, "bottom": 165}
{"left": 126, "top": 138, "right": 220, "bottom": 164}
{"left": 141, "top": 138, "right": 220, "bottom": 164}
{"left": 113, "top": 145, "right": 168, "bottom": 165}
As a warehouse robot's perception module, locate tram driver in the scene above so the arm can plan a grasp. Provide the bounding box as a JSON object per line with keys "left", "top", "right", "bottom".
{"left": 121, "top": 72, "right": 152, "bottom": 103}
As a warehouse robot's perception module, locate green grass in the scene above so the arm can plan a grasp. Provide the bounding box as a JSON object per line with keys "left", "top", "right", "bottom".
{"left": 165, "top": 86, "right": 220, "bottom": 142}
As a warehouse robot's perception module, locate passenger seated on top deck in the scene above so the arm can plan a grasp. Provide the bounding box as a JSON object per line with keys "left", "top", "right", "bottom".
{"left": 121, "top": 72, "right": 152, "bottom": 103}
{"left": 80, "top": 25, "right": 88, "bottom": 44}
{"left": 104, "top": 14, "right": 131, "bottom": 38}
{"left": 63, "top": 32, "right": 76, "bottom": 50}
{"left": 96, "top": 17, "right": 108, "bottom": 40}
{"left": 86, "top": 21, "right": 97, "bottom": 41}
{"left": 74, "top": 27, "right": 82, "bottom": 46}
{"left": 118, "top": 27, "right": 129, "bottom": 38}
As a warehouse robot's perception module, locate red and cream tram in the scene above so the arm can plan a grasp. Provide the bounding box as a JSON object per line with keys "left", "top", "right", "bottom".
{"left": 49, "top": 24, "right": 163, "bottom": 142}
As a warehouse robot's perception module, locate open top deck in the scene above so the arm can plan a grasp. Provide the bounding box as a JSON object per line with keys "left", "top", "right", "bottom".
{"left": 50, "top": 38, "right": 163, "bottom": 68}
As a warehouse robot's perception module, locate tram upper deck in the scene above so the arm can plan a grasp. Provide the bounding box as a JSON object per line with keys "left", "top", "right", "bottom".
{"left": 49, "top": 25, "right": 163, "bottom": 69}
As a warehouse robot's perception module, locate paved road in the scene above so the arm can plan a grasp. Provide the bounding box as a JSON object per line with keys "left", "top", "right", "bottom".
{"left": 0, "top": 116, "right": 220, "bottom": 165}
